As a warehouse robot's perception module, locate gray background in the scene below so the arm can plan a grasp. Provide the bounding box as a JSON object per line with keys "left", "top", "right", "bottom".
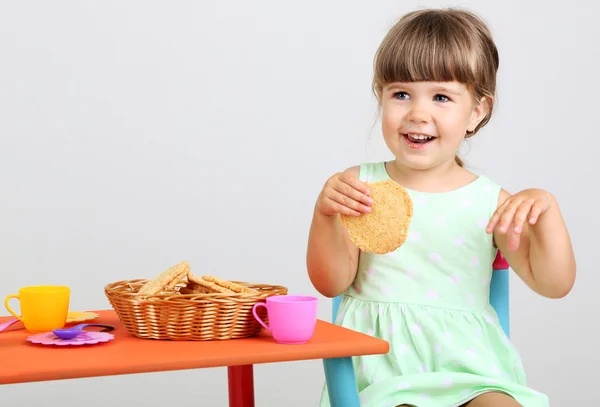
{"left": 0, "top": 0, "right": 593, "bottom": 405}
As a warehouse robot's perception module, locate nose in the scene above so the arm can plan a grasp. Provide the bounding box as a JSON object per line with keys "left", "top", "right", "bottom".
{"left": 407, "top": 100, "right": 431, "bottom": 123}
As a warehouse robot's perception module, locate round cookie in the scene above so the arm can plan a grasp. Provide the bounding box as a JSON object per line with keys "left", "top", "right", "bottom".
{"left": 340, "top": 179, "right": 413, "bottom": 254}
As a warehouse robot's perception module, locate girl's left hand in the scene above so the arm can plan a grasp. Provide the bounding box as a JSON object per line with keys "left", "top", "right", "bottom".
{"left": 486, "top": 188, "right": 554, "bottom": 250}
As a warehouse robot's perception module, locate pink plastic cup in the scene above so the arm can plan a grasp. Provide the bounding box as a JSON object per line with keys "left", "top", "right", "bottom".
{"left": 252, "top": 295, "right": 318, "bottom": 344}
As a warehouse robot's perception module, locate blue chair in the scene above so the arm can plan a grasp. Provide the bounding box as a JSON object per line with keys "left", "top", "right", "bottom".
{"left": 322, "top": 251, "right": 511, "bottom": 407}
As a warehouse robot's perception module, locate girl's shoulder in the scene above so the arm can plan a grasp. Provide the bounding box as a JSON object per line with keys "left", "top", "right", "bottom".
{"left": 357, "top": 161, "right": 390, "bottom": 183}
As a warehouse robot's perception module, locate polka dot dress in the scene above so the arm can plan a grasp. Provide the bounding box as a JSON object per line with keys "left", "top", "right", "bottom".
{"left": 319, "top": 162, "right": 549, "bottom": 407}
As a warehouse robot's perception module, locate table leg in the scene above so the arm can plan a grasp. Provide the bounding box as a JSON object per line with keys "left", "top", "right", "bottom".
{"left": 323, "top": 357, "right": 361, "bottom": 407}
{"left": 227, "top": 365, "right": 255, "bottom": 407}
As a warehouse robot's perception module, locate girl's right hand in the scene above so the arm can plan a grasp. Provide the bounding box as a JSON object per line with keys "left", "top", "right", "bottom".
{"left": 316, "top": 170, "right": 373, "bottom": 217}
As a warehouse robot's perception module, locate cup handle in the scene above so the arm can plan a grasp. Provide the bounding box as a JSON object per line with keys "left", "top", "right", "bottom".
{"left": 4, "top": 294, "right": 23, "bottom": 322}
{"left": 252, "top": 302, "right": 270, "bottom": 331}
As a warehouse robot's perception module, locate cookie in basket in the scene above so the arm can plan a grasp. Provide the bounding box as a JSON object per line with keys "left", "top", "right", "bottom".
{"left": 137, "top": 261, "right": 190, "bottom": 295}
{"left": 186, "top": 274, "right": 260, "bottom": 294}
{"left": 340, "top": 179, "right": 413, "bottom": 254}
{"left": 202, "top": 275, "right": 259, "bottom": 294}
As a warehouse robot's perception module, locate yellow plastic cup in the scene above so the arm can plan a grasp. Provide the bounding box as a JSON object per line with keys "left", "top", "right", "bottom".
{"left": 5, "top": 286, "right": 70, "bottom": 333}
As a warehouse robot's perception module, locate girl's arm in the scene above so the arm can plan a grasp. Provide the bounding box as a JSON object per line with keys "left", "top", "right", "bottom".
{"left": 306, "top": 166, "right": 368, "bottom": 298}
{"left": 489, "top": 188, "right": 576, "bottom": 298}
{"left": 306, "top": 209, "right": 360, "bottom": 298}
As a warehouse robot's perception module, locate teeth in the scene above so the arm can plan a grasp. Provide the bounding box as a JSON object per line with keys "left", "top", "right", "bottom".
{"left": 407, "top": 134, "right": 433, "bottom": 140}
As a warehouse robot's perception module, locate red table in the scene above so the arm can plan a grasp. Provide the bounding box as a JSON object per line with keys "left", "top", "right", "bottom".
{"left": 1, "top": 310, "right": 389, "bottom": 406}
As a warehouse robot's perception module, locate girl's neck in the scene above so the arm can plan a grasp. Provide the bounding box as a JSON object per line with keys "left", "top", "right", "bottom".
{"left": 385, "top": 159, "right": 477, "bottom": 193}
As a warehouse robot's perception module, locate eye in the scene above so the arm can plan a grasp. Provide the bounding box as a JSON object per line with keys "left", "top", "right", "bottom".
{"left": 393, "top": 91, "right": 409, "bottom": 100}
{"left": 434, "top": 94, "right": 450, "bottom": 102}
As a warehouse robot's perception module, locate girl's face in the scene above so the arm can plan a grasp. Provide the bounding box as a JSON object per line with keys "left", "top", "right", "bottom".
{"left": 380, "top": 81, "right": 489, "bottom": 171}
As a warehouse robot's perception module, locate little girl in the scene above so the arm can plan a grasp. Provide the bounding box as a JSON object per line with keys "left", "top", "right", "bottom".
{"left": 307, "top": 8, "right": 576, "bottom": 407}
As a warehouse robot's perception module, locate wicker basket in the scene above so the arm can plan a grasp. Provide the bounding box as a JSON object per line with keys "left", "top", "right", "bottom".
{"left": 104, "top": 279, "right": 288, "bottom": 341}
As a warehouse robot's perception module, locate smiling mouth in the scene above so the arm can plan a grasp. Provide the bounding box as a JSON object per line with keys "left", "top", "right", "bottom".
{"left": 402, "top": 133, "right": 436, "bottom": 146}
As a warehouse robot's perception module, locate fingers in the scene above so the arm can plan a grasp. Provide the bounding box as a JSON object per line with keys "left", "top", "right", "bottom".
{"left": 506, "top": 220, "right": 521, "bottom": 251}
{"left": 485, "top": 197, "right": 511, "bottom": 233}
{"left": 322, "top": 196, "right": 362, "bottom": 217}
{"left": 339, "top": 172, "right": 371, "bottom": 197}
{"left": 489, "top": 198, "right": 539, "bottom": 251}
{"left": 318, "top": 173, "right": 373, "bottom": 217}
{"left": 334, "top": 174, "right": 373, "bottom": 207}
{"left": 487, "top": 191, "right": 552, "bottom": 246}
{"left": 486, "top": 197, "right": 520, "bottom": 234}
{"left": 490, "top": 206, "right": 523, "bottom": 251}
{"left": 528, "top": 199, "right": 546, "bottom": 225}
{"left": 512, "top": 199, "right": 534, "bottom": 234}
{"left": 324, "top": 188, "right": 371, "bottom": 216}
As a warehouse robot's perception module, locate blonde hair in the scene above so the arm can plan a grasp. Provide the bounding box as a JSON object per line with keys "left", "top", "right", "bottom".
{"left": 372, "top": 8, "right": 500, "bottom": 166}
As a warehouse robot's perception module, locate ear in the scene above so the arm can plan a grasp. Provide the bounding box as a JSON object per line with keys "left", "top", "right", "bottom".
{"left": 467, "top": 96, "right": 491, "bottom": 132}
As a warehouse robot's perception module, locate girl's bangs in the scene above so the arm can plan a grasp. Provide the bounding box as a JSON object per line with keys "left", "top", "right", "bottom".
{"left": 375, "top": 29, "right": 477, "bottom": 88}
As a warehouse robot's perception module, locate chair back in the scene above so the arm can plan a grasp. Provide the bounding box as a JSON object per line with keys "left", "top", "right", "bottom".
{"left": 490, "top": 251, "right": 510, "bottom": 336}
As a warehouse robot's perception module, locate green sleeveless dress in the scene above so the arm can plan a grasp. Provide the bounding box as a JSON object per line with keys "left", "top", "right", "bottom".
{"left": 319, "top": 162, "right": 549, "bottom": 407}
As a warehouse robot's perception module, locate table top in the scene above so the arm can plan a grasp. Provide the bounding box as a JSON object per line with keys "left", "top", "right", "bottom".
{"left": 1, "top": 309, "right": 389, "bottom": 385}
